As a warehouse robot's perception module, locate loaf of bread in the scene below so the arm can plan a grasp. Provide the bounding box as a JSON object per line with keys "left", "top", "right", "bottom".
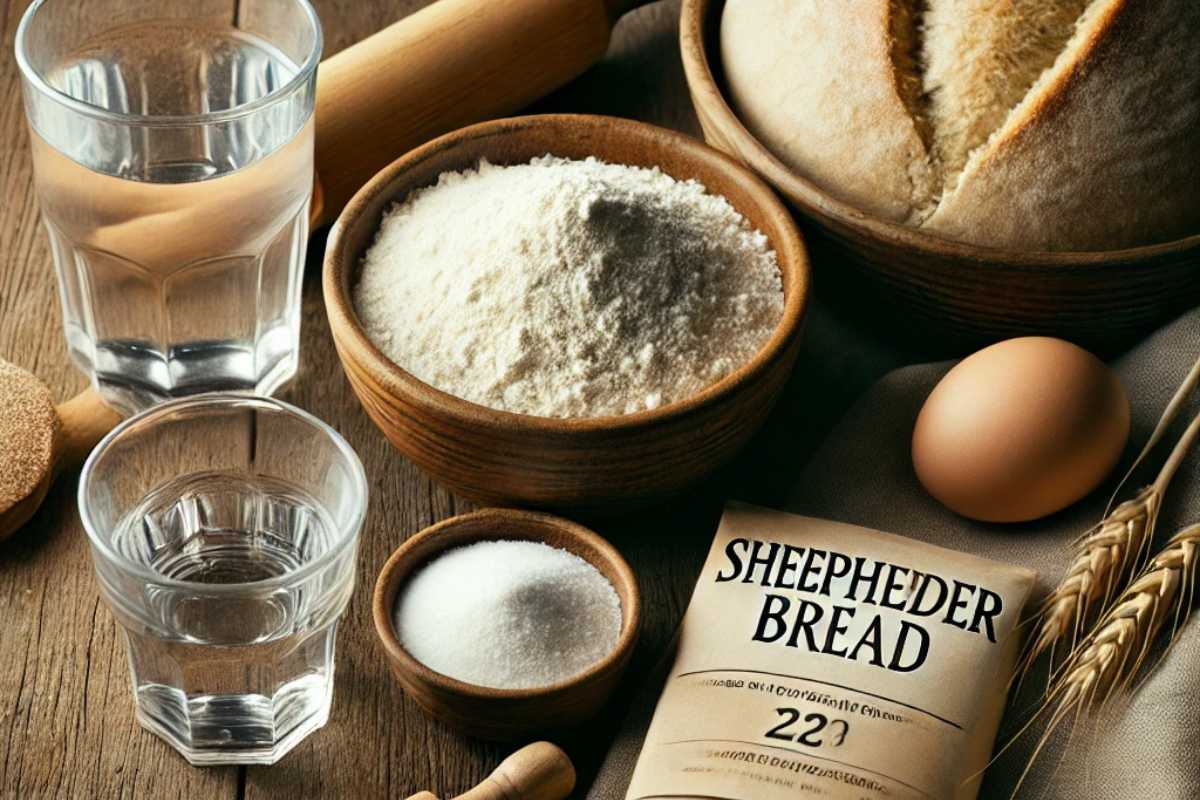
{"left": 720, "top": 0, "right": 1200, "bottom": 251}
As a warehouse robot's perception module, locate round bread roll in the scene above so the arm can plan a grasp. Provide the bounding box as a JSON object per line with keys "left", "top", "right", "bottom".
{"left": 720, "top": 0, "right": 1200, "bottom": 251}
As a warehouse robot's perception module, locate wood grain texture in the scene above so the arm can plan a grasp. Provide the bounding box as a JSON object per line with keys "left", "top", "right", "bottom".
{"left": 0, "top": 0, "right": 909, "bottom": 798}
{"left": 1, "top": 1, "right": 236, "bottom": 796}
{"left": 681, "top": 0, "right": 1200, "bottom": 355}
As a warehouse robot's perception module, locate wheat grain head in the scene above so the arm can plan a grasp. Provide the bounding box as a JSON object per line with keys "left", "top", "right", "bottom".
{"left": 1021, "top": 406, "right": 1200, "bottom": 685}
{"left": 1006, "top": 524, "right": 1200, "bottom": 800}
{"left": 1020, "top": 486, "right": 1161, "bottom": 677}
{"left": 1051, "top": 522, "right": 1200, "bottom": 711}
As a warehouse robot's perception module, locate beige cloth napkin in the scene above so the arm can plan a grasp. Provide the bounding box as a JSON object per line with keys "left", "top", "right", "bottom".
{"left": 588, "top": 308, "right": 1200, "bottom": 799}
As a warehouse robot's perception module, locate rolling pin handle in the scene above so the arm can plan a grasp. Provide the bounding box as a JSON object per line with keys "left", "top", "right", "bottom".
{"left": 313, "top": 0, "right": 660, "bottom": 227}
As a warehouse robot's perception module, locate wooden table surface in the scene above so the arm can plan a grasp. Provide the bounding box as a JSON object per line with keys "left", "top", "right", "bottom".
{"left": 0, "top": 1, "right": 916, "bottom": 797}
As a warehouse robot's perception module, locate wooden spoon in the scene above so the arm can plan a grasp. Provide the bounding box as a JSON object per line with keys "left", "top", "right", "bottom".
{"left": 0, "top": 359, "right": 120, "bottom": 541}
{"left": 404, "top": 742, "right": 575, "bottom": 800}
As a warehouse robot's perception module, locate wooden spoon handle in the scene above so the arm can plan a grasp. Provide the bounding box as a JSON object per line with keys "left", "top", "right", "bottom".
{"left": 401, "top": 743, "right": 573, "bottom": 800}
{"left": 54, "top": 388, "right": 121, "bottom": 474}
{"left": 313, "top": 0, "right": 631, "bottom": 226}
{"left": 455, "top": 742, "right": 575, "bottom": 800}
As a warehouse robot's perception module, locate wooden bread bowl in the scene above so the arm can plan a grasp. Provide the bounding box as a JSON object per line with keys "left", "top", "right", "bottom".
{"left": 680, "top": 0, "right": 1200, "bottom": 353}
{"left": 324, "top": 114, "right": 809, "bottom": 511}
{"left": 372, "top": 509, "right": 640, "bottom": 741}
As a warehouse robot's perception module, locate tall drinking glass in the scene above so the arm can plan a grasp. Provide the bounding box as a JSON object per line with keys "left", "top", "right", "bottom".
{"left": 16, "top": 0, "right": 322, "bottom": 414}
{"left": 78, "top": 395, "right": 367, "bottom": 765}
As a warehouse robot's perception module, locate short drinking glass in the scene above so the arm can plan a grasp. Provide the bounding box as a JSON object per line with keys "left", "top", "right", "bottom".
{"left": 16, "top": 0, "right": 322, "bottom": 414}
{"left": 78, "top": 395, "right": 367, "bottom": 765}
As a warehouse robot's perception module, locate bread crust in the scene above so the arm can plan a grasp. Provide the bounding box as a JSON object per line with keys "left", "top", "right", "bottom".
{"left": 722, "top": 0, "right": 1200, "bottom": 251}
{"left": 925, "top": 0, "right": 1200, "bottom": 251}
{"left": 720, "top": 0, "right": 936, "bottom": 224}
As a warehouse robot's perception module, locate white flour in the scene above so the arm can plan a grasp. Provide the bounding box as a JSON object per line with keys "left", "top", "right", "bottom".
{"left": 354, "top": 156, "right": 783, "bottom": 418}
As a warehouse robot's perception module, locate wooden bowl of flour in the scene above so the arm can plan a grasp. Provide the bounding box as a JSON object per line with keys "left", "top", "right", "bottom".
{"left": 324, "top": 114, "right": 809, "bottom": 512}
{"left": 680, "top": 0, "right": 1200, "bottom": 353}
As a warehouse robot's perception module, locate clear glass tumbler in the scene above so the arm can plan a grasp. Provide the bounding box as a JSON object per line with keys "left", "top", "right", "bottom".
{"left": 16, "top": 0, "right": 322, "bottom": 414}
{"left": 78, "top": 395, "right": 367, "bottom": 765}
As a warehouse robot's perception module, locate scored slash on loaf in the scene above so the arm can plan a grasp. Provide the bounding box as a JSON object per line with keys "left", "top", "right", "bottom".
{"left": 720, "top": 0, "right": 1200, "bottom": 251}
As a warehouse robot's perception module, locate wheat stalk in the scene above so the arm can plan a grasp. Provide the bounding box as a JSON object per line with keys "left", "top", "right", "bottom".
{"left": 1103, "top": 353, "right": 1200, "bottom": 518}
{"left": 1003, "top": 354, "right": 1200, "bottom": 794}
{"left": 1021, "top": 406, "right": 1200, "bottom": 678}
{"left": 1010, "top": 522, "right": 1200, "bottom": 797}
{"left": 1022, "top": 486, "right": 1160, "bottom": 670}
{"left": 1049, "top": 521, "right": 1200, "bottom": 708}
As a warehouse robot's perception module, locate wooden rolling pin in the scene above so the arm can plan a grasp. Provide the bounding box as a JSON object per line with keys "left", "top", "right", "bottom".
{"left": 313, "top": 0, "right": 653, "bottom": 225}
{"left": 1, "top": 0, "right": 654, "bottom": 541}
{"left": 405, "top": 742, "right": 575, "bottom": 800}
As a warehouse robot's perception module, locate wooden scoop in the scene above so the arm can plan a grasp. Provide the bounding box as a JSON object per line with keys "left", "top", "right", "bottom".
{"left": 1, "top": 0, "right": 654, "bottom": 539}
{"left": 404, "top": 742, "right": 575, "bottom": 800}
{"left": 0, "top": 359, "right": 120, "bottom": 541}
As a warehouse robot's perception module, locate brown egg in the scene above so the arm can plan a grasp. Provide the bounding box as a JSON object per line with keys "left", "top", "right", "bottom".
{"left": 912, "top": 337, "right": 1130, "bottom": 523}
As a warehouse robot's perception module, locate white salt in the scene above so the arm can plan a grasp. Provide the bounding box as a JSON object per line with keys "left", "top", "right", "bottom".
{"left": 394, "top": 539, "right": 623, "bottom": 690}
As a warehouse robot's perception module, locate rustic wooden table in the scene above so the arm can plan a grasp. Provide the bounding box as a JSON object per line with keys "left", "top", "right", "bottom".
{"left": 0, "top": 1, "right": 915, "bottom": 797}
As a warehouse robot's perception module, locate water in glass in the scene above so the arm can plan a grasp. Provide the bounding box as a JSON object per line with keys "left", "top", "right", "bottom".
{"left": 109, "top": 470, "right": 350, "bottom": 764}
{"left": 25, "top": 19, "right": 315, "bottom": 412}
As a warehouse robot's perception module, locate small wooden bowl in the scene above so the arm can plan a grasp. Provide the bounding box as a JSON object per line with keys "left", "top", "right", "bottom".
{"left": 324, "top": 114, "right": 809, "bottom": 510}
{"left": 680, "top": 0, "right": 1200, "bottom": 353}
{"left": 371, "top": 508, "right": 641, "bottom": 741}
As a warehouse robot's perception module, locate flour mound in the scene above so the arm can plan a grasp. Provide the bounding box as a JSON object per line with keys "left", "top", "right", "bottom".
{"left": 354, "top": 156, "right": 784, "bottom": 418}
